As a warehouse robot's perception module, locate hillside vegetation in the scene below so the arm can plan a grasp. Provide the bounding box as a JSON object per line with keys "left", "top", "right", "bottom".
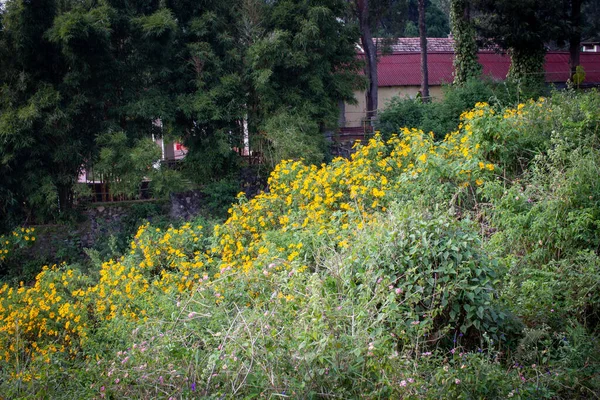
{"left": 1, "top": 90, "right": 600, "bottom": 398}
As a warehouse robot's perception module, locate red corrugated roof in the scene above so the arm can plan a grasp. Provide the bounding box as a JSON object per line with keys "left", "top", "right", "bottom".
{"left": 373, "top": 48, "right": 600, "bottom": 87}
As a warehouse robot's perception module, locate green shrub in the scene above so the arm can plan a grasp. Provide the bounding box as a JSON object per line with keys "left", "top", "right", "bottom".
{"left": 260, "top": 111, "right": 327, "bottom": 169}
{"left": 4, "top": 90, "right": 600, "bottom": 398}
{"left": 376, "top": 96, "right": 426, "bottom": 138}
{"left": 92, "top": 201, "right": 171, "bottom": 261}
{"left": 483, "top": 91, "right": 600, "bottom": 336}
{"left": 377, "top": 78, "right": 547, "bottom": 141}
{"left": 201, "top": 179, "right": 242, "bottom": 219}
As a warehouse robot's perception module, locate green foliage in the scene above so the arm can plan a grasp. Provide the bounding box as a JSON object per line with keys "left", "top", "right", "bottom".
{"left": 175, "top": 0, "right": 361, "bottom": 184}
{"left": 506, "top": 47, "right": 547, "bottom": 86}
{"left": 0, "top": 0, "right": 185, "bottom": 227}
{"left": 573, "top": 65, "right": 586, "bottom": 87}
{"left": 148, "top": 168, "right": 191, "bottom": 199}
{"left": 94, "top": 131, "right": 190, "bottom": 199}
{"left": 95, "top": 132, "right": 161, "bottom": 199}
{"left": 345, "top": 204, "right": 508, "bottom": 343}
{"left": 582, "top": 0, "right": 600, "bottom": 41}
{"left": 484, "top": 90, "right": 600, "bottom": 258}
{"left": 0, "top": 0, "right": 362, "bottom": 229}
{"left": 200, "top": 179, "right": 242, "bottom": 219}
{"left": 450, "top": 0, "right": 481, "bottom": 84}
{"left": 473, "top": 0, "right": 566, "bottom": 85}
{"left": 400, "top": 0, "right": 450, "bottom": 38}
{"left": 477, "top": 93, "right": 600, "bottom": 391}
{"left": 182, "top": 131, "right": 241, "bottom": 186}
{"left": 3, "top": 2, "right": 600, "bottom": 396}
{"left": 377, "top": 78, "right": 545, "bottom": 140}
{"left": 0, "top": 227, "right": 36, "bottom": 278}
{"left": 247, "top": 0, "right": 360, "bottom": 126}
{"left": 92, "top": 202, "right": 171, "bottom": 262}
{"left": 376, "top": 96, "right": 427, "bottom": 136}
{"left": 260, "top": 111, "right": 326, "bottom": 169}
{"left": 467, "top": 98, "right": 553, "bottom": 172}
{"left": 501, "top": 251, "right": 600, "bottom": 330}
{"left": 134, "top": 8, "right": 177, "bottom": 39}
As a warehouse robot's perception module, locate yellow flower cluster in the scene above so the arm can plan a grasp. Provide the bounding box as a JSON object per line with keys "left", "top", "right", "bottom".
{"left": 453, "top": 98, "right": 549, "bottom": 166}
{"left": 0, "top": 101, "right": 514, "bottom": 378}
{"left": 212, "top": 124, "right": 492, "bottom": 276}
{"left": 130, "top": 222, "right": 211, "bottom": 294}
{"left": 0, "top": 227, "right": 36, "bottom": 262}
{"left": 0, "top": 223, "right": 211, "bottom": 375}
{"left": 0, "top": 265, "right": 90, "bottom": 380}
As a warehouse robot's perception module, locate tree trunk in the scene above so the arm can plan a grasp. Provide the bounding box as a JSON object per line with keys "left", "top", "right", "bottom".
{"left": 356, "top": 0, "right": 378, "bottom": 125}
{"left": 450, "top": 0, "right": 481, "bottom": 84}
{"left": 569, "top": 0, "right": 582, "bottom": 79}
{"left": 507, "top": 46, "right": 546, "bottom": 87}
{"left": 57, "top": 183, "right": 72, "bottom": 214}
{"left": 419, "top": 0, "right": 430, "bottom": 102}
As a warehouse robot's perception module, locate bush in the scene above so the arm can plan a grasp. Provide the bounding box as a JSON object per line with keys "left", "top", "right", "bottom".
{"left": 3, "top": 90, "right": 600, "bottom": 398}
{"left": 91, "top": 201, "right": 171, "bottom": 262}
{"left": 260, "top": 111, "right": 327, "bottom": 169}
{"left": 0, "top": 227, "right": 37, "bottom": 280}
{"left": 201, "top": 178, "right": 242, "bottom": 219}
{"left": 482, "top": 91, "right": 600, "bottom": 340}
{"left": 377, "top": 78, "right": 547, "bottom": 141}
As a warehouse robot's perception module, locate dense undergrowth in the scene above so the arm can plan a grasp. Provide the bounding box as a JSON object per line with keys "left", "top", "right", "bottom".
{"left": 1, "top": 90, "right": 599, "bottom": 398}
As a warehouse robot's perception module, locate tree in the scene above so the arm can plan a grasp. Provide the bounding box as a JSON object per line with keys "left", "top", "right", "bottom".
{"left": 0, "top": 0, "right": 81, "bottom": 226}
{"left": 581, "top": 0, "right": 600, "bottom": 41}
{"left": 374, "top": 0, "right": 410, "bottom": 37}
{"left": 401, "top": 0, "right": 449, "bottom": 38}
{"left": 168, "top": 0, "right": 248, "bottom": 183}
{"left": 473, "top": 0, "right": 566, "bottom": 85}
{"left": 450, "top": 0, "right": 480, "bottom": 84}
{"left": 0, "top": 0, "right": 363, "bottom": 230}
{"left": 356, "top": 0, "right": 379, "bottom": 123}
{"left": 172, "top": 0, "right": 360, "bottom": 175}
{"left": 418, "top": 0, "right": 430, "bottom": 101}
{"left": 249, "top": 0, "right": 360, "bottom": 163}
{"left": 0, "top": 0, "right": 183, "bottom": 228}
{"left": 569, "top": 0, "right": 582, "bottom": 80}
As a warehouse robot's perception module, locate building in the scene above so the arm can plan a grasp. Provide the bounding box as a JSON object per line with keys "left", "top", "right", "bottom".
{"left": 341, "top": 38, "right": 600, "bottom": 132}
{"left": 582, "top": 42, "right": 600, "bottom": 52}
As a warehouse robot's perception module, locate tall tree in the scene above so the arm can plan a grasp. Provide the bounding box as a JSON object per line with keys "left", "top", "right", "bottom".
{"left": 356, "top": 0, "right": 379, "bottom": 123}
{"left": 450, "top": 0, "right": 480, "bottom": 84}
{"left": 418, "top": 0, "right": 430, "bottom": 101}
{"left": 0, "top": 0, "right": 79, "bottom": 224}
{"left": 0, "top": 0, "right": 182, "bottom": 227}
{"left": 581, "top": 0, "right": 600, "bottom": 41}
{"left": 473, "top": 0, "right": 566, "bottom": 85}
{"left": 569, "top": 0, "right": 582, "bottom": 80}
{"left": 168, "top": 0, "right": 248, "bottom": 183}
{"left": 172, "top": 0, "right": 360, "bottom": 176}
{"left": 374, "top": 0, "right": 410, "bottom": 37}
{"left": 247, "top": 0, "right": 361, "bottom": 166}
{"left": 401, "top": 0, "right": 449, "bottom": 38}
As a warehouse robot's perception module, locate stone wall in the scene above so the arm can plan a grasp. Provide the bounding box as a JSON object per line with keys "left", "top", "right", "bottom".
{"left": 80, "top": 204, "right": 131, "bottom": 248}
{"left": 169, "top": 190, "right": 206, "bottom": 221}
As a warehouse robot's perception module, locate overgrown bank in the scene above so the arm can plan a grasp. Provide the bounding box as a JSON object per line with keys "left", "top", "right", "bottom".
{"left": 1, "top": 90, "right": 599, "bottom": 398}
